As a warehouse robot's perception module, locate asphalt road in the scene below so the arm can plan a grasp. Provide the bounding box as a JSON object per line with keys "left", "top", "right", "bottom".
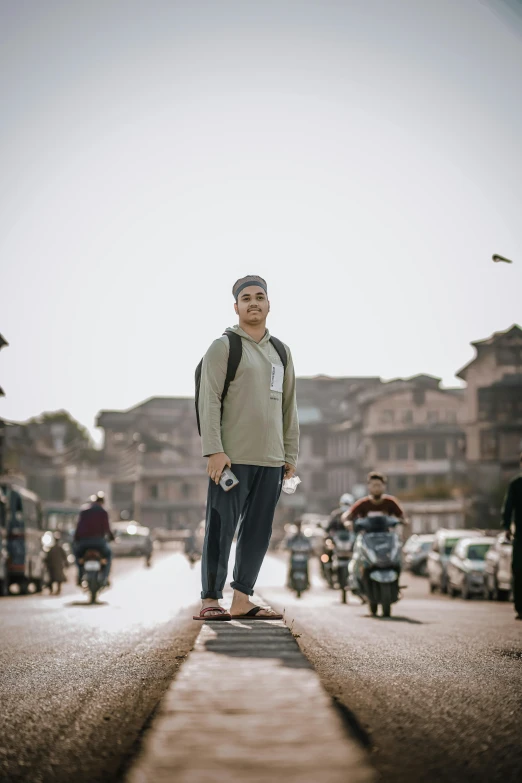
{"left": 2, "top": 549, "right": 521, "bottom": 783}
{"left": 257, "top": 557, "right": 522, "bottom": 783}
{"left": 0, "top": 549, "right": 201, "bottom": 783}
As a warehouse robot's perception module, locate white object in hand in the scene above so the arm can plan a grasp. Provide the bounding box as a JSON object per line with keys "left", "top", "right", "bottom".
{"left": 282, "top": 476, "right": 301, "bottom": 494}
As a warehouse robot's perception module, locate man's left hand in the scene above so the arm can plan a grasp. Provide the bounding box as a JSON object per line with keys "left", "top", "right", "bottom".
{"left": 284, "top": 463, "right": 296, "bottom": 479}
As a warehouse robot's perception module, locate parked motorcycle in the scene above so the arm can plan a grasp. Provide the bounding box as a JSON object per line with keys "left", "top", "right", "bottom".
{"left": 332, "top": 530, "right": 354, "bottom": 603}
{"left": 288, "top": 539, "right": 312, "bottom": 598}
{"left": 79, "top": 548, "right": 108, "bottom": 604}
{"left": 348, "top": 514, "right": 402, "bottom": 617}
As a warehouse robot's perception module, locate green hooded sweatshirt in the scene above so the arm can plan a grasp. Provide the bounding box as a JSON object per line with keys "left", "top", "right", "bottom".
{"left": 198, "top": 325, "right": 299, "bottom": 467}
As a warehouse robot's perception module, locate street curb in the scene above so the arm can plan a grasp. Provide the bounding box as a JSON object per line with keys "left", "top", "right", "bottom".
{"left": 126, "top": 612, "right": 376, "bottom": 783}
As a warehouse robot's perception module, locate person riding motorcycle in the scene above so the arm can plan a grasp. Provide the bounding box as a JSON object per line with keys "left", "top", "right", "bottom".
{"left": 286, "top": 520, "right": 313, "bottom": 588}
{"left": 343, "top": 472, "right": 406, "bottom": 531}
{"left": 321, "top": 493, "right": 354, "bottom": 582}
{"left": 73, "top": 492, "right": 115, "bottom": 586}
{"left": 327, "top": 493, "right": 354, "bottom": 534}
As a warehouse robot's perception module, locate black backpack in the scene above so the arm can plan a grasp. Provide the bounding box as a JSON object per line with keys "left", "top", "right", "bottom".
{"left": 195, "top": 329, "right": 288, "bottom": 436}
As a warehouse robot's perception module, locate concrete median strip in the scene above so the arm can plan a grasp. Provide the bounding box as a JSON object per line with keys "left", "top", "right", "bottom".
{"left": 127, "top": 610, "right": 376, "bottom": 783}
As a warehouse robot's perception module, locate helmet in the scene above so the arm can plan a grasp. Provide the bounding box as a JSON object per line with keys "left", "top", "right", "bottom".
{"left": 339, "top": 493, "right": 354, "bottom": 510}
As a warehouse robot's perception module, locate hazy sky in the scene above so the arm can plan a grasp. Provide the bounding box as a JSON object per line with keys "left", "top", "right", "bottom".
{"left": 1, "top": 0, "right": 522, "bottom": 438}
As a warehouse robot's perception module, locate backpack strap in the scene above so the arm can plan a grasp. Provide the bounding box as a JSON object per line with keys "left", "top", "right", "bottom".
{"left": 269, "top": 336, "right": 288, "bottom": 371}
{"left": 222, "top": 330, "right": 243, "bottom": 413}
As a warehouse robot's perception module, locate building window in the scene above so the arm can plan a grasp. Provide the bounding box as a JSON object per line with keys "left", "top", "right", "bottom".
{"left": 380, "top": 410, "right": 394, "bottom": 424}
{"left": 113, "top": 482, "right": 133, "bottom": 504}
{"left": 181, "top": 482, "right": 191, "bottom": 498}
{"left": 498, "top": 432, "right": 522, "bottom": 462}
{"left": 149, "top": 484, "right": 159, "bottom": 499}
{"left": 432, "top": 438, "right": 447, "bottom": 459}
{"left": 480, "top": 430, "right": 498, "bottom": 461}
{"left": 414, "top": 442, "right": 427, "bottom": 460}
{"left": 396, "top": 475, "right": 408, "bottom": 490}
{"left": 403, "top": 410, "right": 413, "bottom": 424}
{"left": 312, "top": 472, "right": 326, "bottom": 492}
{"left": 446, "top": 410, "right": 457, "bottom": 423}
{"left": 396, "top": 442, "right": 409, "bottom": 460}
{"left": 427, "top": 411, "right": 439, "bottom": 424}
{"left": 414, "top": 474, "right": 427, "bottom": 487}
{"left": 312, "top": 433, "right": 328, "bottom": 457}
{"left": 377, "top": 442, "right": 390, "bottom": 461}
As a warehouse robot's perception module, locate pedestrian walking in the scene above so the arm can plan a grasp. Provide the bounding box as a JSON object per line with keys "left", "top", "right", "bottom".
{"left": 502, "top": 452, "right": 522, "bottom": 620}
{"left": 194, "top": 275, "right": 299, "bottom": 621}
{"left": 45, "top": 532, "right": 68, "bottom": 595}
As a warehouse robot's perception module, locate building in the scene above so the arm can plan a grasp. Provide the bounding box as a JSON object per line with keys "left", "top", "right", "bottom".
{"left": 294, "top": 376, "right": 381, "bottom": 513}
{"left": 2, "top": 414, "right": 105, "bottom": 505}
{"left": 358, "top": 375, "right": 467, "bottom": 496}
{"left": 96, "top": 397, "right": 207, "bottom": 529}
{"left": 457, "top": 324, "right": 522, "bottom": 490}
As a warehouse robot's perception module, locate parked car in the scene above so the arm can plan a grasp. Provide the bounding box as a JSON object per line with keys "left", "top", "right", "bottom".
{"left": 111, "top": 522, "right": 153, "bottom": 561}
{"left": 447, "top": 537, "right": 496, "bottom": 599}
{"left": 402, "top": 534, "right": 435, "bottom": 576}
{"left": 427, "top": 529, "right": 484, "bottom": 594}
{"left": 485, "top": 533, "right": 513, "bottom": 601}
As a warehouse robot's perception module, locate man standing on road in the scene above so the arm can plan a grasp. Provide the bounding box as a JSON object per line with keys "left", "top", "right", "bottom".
{"left": 502, "top": 452, "right": 522, "bottom": 620}
{"left": 195, "top": 275, "right": 299, "bottom": 621}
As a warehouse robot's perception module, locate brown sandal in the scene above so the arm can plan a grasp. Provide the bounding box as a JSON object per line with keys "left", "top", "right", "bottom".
{"left": 193, "top": 606, "right": 232, "bottom": 621}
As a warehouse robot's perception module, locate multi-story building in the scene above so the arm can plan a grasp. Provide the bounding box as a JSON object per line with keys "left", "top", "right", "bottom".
{"left": 457, "top": 324, "right": 522, "bottom": 490}
{"left": 294, "top": 376, "right": 381, "bottom": 513}
{"left": 358, "top": 375, "right": 467, "bottom": 495}
{"left": 97, "top": 397, "right": 207, "bottom": 529}
{"left": 2, "top": 414, "right": 106, "bottom": 505}
{"left": 321, "top": 375, "right": 467, "bottom": 505}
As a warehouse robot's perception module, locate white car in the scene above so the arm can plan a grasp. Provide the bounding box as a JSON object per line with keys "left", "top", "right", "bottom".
{"left": 427, "top": 529, "right": 484, "bottom": 594}
{"left": 112, "top": 522, "right": 153, "bottom": 558}
{"left": 485, "top": 533, "right": 513, "bottom": 601}
{"left": 447, "top": 537, "right": 496, "bottom": 599}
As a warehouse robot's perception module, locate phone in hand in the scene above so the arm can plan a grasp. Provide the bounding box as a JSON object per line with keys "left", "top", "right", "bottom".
{"left": 219, "top": 468, "right": 239, "bottom": 492}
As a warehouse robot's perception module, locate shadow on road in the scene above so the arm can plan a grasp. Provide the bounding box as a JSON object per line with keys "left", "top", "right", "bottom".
{"left": 64, "top": 600, "right": 110, "bottom": 608}
{"left": 203, "top": 620, "right": 311, "bottom": 669}
{"left": 360, "top": 613, "right": 425, "bottom": 624}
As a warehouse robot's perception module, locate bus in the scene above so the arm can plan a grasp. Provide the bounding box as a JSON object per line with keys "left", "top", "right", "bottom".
{"left": 0, "top": 482, "right": 46, "bottom": 594}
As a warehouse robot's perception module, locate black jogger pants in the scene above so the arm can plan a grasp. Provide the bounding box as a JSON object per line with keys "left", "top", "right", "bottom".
{"left": 200, "top": 464, "right": 284, "bottom": 599}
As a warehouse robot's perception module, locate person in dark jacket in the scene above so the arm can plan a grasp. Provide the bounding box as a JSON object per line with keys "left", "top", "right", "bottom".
{"left": 502, "top": 453, "right": 522, "bottom": 620}
{"left": 45, "top": 532, "right": 68, "bottom": 595}
{"left": 73, "top": 493, "right": 114, "bottom": 585}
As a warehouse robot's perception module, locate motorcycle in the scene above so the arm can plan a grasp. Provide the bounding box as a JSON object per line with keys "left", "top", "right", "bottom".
{"left": 320, "top": 537, "right": 336, "bottom": 588}
{"left": 348, "top": 514, "right": 402, "bottom": 617}
{"left": 288, "top": 539, "right": 312, "bottom": 598}
{"left": 332, "top": 530, "right": 354, "bottom": 604}
{"left": 79, "top": 548, "right": 108, "bottom": 604}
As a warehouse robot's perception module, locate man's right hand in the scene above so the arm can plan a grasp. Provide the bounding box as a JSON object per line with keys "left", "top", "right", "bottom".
{"left": 207, "top": 452, "right": 232, "bottom": 485}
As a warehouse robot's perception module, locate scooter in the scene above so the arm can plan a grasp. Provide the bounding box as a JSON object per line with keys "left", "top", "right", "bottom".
{"left": 79, "top": 548, "right": 108, "bottom": 604}
{"left": 320, "top": 537, "right": 336, "bottom": 588}
{"left": 288, "top": 541, "right": 311, "bottom": 598}
{"left": 331, "top": 530, "right": 354, "bottom": 604}
{"left": 348, "top": 514, "right": 402, "bottom": 617}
